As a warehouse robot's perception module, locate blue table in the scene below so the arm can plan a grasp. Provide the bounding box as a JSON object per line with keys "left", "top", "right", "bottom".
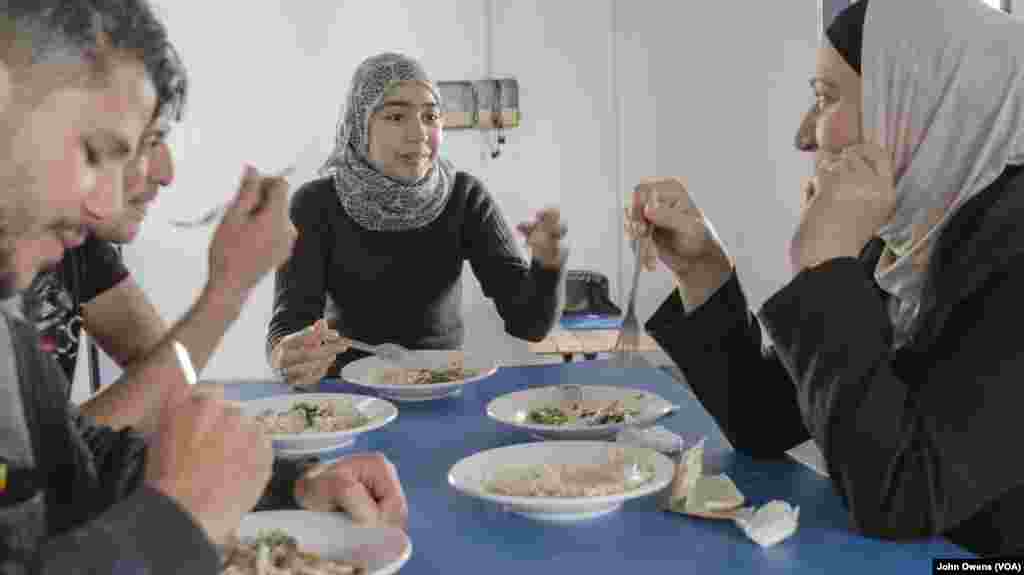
{"left": 560, "top": 314, "right": 622, "bottom": 331}
{"left": 225, "top": 362, "right": 972, "bottom": 573}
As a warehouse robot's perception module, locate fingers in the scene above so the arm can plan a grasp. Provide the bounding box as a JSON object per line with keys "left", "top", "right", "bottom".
{"left": 285, "top": 338, "right": 350, "bottom": 365}
{"left": 349, "top": 454, "right": 407, "bottom": 527}
{"left": 536, "top": 206, "right": 562, "bottom": 231}
{"left": 631, "top": 177, "right": 695, "bottom": 228}
{"left": 518, "top": 207, "right": 568, "bottom": 240}
{"left": 229, "top": 165, "right": 262, "bottom": 215}
{"left": 288, "top": 321, "right": 339, "bottom": 349}
{"left": 640, "top": 235, "right": 658, "bottom": 271}
{"left": 331, "top": 478, "right": 382, "bottom": 524}
{"left": 304, "top": 454, "right": 408, "bottom": 528}
{"left": 346, "top": 454, "right": 405, "bottom": 527}
{"left": 843, "top": 142, "right": 893, "bottom": 179}
{"left": 642, "top": 202, "right": 702, "bottom": 233}
{"left": 229, "top": 167, "right": 289, "bottom": 220}
{"left": 273, "top": 322, "right": 349, "bottom": 385}
{"left": 279, "top": 358, "right": 332, "bottom": 387}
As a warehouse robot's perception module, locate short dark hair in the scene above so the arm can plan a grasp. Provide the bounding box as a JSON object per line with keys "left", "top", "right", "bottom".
{"left": 1, "top": 0, "right": 188, "bottom": 121}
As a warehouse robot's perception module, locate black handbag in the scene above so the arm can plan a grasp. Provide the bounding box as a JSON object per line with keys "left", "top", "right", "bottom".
{"left": 564, "top": 270, "right": 621, "bottom": 317}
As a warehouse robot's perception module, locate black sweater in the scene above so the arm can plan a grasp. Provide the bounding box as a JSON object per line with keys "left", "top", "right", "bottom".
{"left": 268, "top": 172, "right": 564, "bottom": 373}
{"left": 1, "top": 311, "right": 311, "bottom": 574}
{"left": 646, "top": 164, "right": 1024, "bottom": 556}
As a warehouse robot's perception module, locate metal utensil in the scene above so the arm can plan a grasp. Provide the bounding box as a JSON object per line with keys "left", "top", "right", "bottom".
{"left": 172, "top": 340, "right": 198, "bottom": 386}
{"left": 169, "top": 165, "right": 296, "bottom": 229}
{"left": 623, "top": 459, "right": 647, "bottom": 484}
{"left": 345, "top": 338, "right": 428, "bottom": 369}
{"left": 611, "top": 237, "right": 646, "bottom": 367}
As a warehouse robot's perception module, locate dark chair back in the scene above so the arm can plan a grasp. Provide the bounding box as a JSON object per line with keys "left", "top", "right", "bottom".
{"left": 565, "top": 270, "right": 621, "bottom": 316}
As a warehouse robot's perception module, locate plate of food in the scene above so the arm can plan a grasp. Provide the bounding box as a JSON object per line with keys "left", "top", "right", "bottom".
{"left": 448, "top": 441, "right": 674, "bottom": 522}
{"left": 243, "top": 394, "right": 398, "bottom": 458}
{"left": 486, "top": 385, "right": 678, "bottom": 440}
{"left": 222, "top": 510, "right": 411, "bottom": 575}
{"left": 341, "top": 350, "right": 499, "bottom": 402}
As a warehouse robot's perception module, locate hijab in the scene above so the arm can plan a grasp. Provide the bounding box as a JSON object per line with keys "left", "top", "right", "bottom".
{"left": 320, "top": 53, "right": 455, "bottom": 232}
{"left": 828, "top": 0, "right": 1024, "bottom": 346}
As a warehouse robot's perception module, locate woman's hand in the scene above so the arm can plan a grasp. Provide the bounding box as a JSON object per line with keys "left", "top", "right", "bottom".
{"left": 269, "top": 319, "right": 351, "bottom": 388}
{"left": 791, "top": 142, "right": 897, "bottom": 272}
{"left": 517, "top": 207, "right": 568, "bottom": 270}
{"left": 626, "top": 178, "right": 732, "bottom": 309}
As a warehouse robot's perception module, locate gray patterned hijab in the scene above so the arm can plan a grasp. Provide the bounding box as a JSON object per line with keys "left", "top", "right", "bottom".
{"left": 319, "top": 53, "right": 455, "bottom": 232}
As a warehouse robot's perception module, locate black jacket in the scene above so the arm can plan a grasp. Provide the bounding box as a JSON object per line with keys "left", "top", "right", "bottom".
{"left": 646, "top": 164, "right": 1024, "bottom": 556}
{"left": 2, "top": 312, "right": 309, "bottom": 574}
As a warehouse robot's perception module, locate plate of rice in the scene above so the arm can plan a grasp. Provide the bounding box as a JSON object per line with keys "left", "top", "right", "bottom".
{"left": 342, "top": 350, "right": 499, "bottom": 402}
{"left": 242, "top": 394, "right": 397, "bottom": 458}
{"left": 223, "top": 510, "right": 411, "bottom": 575}
{"left": 486, "top": 385, "right": 678, "bottom": 440}
{"left": 448, "top": 441, "right": 674, "bottom": 522}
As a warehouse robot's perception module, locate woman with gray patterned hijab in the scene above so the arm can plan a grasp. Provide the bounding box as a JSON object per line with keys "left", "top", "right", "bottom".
{"left": 320, "top": 53, "right": 456, "bottom": 232}
{"left": 268, "top": 52, "right": 568, "bottom": 387}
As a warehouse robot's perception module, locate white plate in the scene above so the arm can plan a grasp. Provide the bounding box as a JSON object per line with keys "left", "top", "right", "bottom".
{"left": 242, "top": 393, "right": 397, "bottom": 456}
{"left": 235, "top": 510, "right": 411, "bottom": 575}
{"left": 341, "top": 350, "right": 499, "bottom": 402}
{"left": 448, "top": 441, "right": 675, "bottom": 522}
{"left": 486, "top": 385, "right": 678, "bottom": 440}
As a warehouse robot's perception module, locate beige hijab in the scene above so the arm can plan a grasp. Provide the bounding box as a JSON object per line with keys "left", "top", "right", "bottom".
{"left": 861, "top": 1, "right": 1024, "bottom": 346}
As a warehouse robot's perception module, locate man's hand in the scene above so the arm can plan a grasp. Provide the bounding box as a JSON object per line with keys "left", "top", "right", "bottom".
{"left": 206, "top": 165, "right": 297, "bottom": 300}
{"left": 144, "top": 392, "right": 273, "bottom": 544}
{"left": 294, "top": 453, "right": 408, "bottom": 529}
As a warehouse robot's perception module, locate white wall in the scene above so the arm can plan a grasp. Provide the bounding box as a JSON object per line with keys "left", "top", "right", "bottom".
{"left": 616, "top": 1, "right": 818, "bottom": 325}
{"left": 80, "top": 0, "right": 820, "bottom": 388}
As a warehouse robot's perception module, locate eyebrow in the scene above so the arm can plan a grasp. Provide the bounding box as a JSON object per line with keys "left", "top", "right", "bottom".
{"left": 378, "top": 99, "right": 440, "bottom": 109}
{"left": 95, "top": 129, "right": 136, "bottom": 159}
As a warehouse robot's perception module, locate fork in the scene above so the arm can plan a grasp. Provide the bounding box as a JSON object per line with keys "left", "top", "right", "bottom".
{"left": 169, "top": 165, "right": 296, "bottom": 228}
{"left": 344, "top": 337, "right": 429, "bottom": 369}
{"left": 611, "top": 236, "right": 646, "bottom": 367}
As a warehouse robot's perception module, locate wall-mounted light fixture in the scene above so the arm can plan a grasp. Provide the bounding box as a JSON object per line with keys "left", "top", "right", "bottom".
{"left": 438, "top": 78, "right": 520, "bottom": 158}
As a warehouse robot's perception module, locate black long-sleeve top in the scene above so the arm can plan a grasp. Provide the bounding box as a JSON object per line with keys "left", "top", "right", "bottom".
{"left": 268, "top": 172, "right": 564, "bottom": 374}
{"left": 646, "top": 164, "right": 1024, "bottom": 556}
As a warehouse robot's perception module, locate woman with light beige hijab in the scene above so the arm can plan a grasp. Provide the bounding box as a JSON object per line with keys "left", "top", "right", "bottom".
{"left": 629, "top": 0, "right": 1024, "bottom": 555}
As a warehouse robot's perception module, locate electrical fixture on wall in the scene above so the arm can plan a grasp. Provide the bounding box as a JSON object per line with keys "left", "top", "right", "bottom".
{"left": 437, "top": 78, "right": 520, "bottom": 159}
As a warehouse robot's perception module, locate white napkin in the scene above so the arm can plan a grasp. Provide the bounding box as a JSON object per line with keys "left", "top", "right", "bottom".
{"left": 733, "top": 501, "right": 800, "bottom": 548}
{"left": 662, "top": 439, "right": 800, "bottom": 548}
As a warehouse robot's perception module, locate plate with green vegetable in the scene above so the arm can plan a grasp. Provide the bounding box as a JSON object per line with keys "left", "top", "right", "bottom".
{"left": 486, "top": 385, "right": 678, "bottom": 440}
{"left": 243, "top": 393, "right": 397, "bottom": 457}
{"left": 342, "top": 350, "right": 499, "bottom": 402}
{"left": 229, "top": 510, "right": 411, "bottom": 575}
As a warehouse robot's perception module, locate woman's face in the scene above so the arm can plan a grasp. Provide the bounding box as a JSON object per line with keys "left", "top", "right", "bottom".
{"left": 367, "top": 80, "right": 443, "bottom": 182}
{"left": 795, "top": 38, "right": 863, "bottom": 165}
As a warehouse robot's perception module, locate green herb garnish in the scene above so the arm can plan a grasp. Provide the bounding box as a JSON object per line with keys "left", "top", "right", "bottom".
{"left": 291, "top": 402, "right": 322, "bottom": 428}
{"left": 529, "top": 406, "right": 570, "bottom": 425}
{"left": 252, "top": 528, "right": 296, "bottom": 548}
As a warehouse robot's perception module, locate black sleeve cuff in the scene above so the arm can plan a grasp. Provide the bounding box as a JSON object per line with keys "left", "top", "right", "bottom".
{"left": 645, "top": 271, "right": 748, "bottom": 348}
{"left": 254, "top": 457, "right": 320, "bottom": 511}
